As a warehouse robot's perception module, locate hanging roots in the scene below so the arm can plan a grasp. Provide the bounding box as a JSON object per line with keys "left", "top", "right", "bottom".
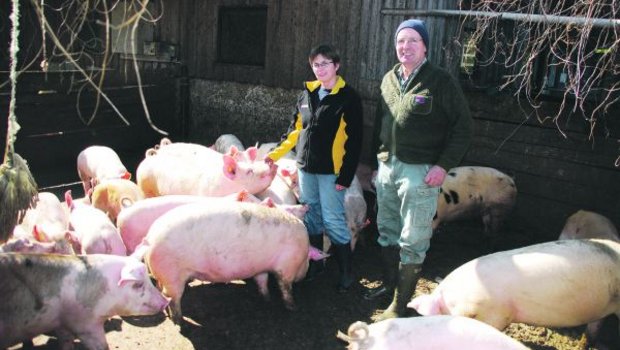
{"left": 0, "top": 153, "right": 38, "bottom": 243}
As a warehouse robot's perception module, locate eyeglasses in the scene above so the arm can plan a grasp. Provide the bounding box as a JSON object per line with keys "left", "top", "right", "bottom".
{"left": 312, "top": 61, "right": 333, "bottom": 69}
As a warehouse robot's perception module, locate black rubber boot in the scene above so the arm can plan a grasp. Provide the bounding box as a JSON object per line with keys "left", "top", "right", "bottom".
{"left": 305, "top": 234, "right": 325, "bottom": 281}
{"left": 363, "top": 245, "right": 400, "bottom": 300}
{"left": 374, "top": 263, "right": 422, "bottom": 322}
{"left": 333, "top": 243, "right": 354, "bottom": 293}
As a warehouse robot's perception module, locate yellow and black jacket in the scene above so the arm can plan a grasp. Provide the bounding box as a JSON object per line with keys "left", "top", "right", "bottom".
{"left": 268, "top": 76, "right": 363, "bottom": 188}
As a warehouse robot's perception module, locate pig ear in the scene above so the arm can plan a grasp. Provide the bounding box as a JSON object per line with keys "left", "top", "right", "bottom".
{"left": 227, "top": 145, "right": 240, "bottom": 157}
{"left": 259, "top": 197, "right": 276, "bottom": 208}
{"left": 222, "top": 155, "right": 238, "bottom": 180}
{"left": 32, "top": 224, "right": 51, "bottom": 242}
{"left": 245, "top": 146, "right": 258, "bottom": 162}
{"left": 64, "top": 190, "right": 74, "bottom": 209}
{"left": 118, "top": 260, "right": 147, "bottom": 287}
{"left": 64, "top": 231, "right": 82, "bottom": 253}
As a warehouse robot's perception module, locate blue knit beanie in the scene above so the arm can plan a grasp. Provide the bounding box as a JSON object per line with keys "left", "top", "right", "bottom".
{"left": 395, "top": 19, "right": 429, "bottom": 47}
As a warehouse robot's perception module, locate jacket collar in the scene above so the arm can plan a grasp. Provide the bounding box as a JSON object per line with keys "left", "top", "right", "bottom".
{"left": 305, "top": 76, "right": 346, "bottom": 94}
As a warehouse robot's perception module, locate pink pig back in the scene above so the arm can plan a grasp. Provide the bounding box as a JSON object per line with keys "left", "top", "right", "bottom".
{"left": 145, "top": 201, "right": 310, "bottom": 283}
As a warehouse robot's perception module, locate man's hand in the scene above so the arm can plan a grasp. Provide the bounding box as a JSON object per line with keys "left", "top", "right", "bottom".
{"left": 424, "top": 165, "right": 447, "bottom": 187}
{"left": 264, "top": 157, "right": 275, "bottom": 166}
{"left": 335, "top": 184, "right": 347, "bottom": 191}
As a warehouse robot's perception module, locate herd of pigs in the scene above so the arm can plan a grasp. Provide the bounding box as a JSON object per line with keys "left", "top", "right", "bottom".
{"left": 1, "top": 133, "right": 618, "bottom": 350}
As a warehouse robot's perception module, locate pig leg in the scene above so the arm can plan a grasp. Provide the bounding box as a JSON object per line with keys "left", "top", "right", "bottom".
{"left": 147, "top": 250, "right": 190, "bottom": 325}
{"left": 254, "top": 273, "right": 271, "bottom": 301}
{"left": 74, "top": 325, "right": 108, "bottom": 350}
{"left": 55, "top": 329, "right": 75, "bottom": 350}
{"left": 275, "top": 273, "right": 296, "bottom": 311}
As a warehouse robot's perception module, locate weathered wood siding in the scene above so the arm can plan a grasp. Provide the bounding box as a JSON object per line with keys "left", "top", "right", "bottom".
{"left": 164, "top": 0, "right": 619, "bottom": 237}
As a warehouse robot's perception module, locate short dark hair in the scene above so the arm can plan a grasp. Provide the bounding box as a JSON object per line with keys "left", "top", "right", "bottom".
{"left": 308, "top": 44, "right": 341, "bottom": 64}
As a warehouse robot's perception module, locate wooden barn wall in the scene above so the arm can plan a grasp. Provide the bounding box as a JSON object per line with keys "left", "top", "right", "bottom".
{"left": 160, "top": 0, "right": 619, "bottom": 238}
{"left": 0, "top": 1, "right": 183, "bottom": 192}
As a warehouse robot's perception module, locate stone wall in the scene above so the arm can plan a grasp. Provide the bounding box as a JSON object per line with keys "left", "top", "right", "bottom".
{"left": 189, "top": 79, "right": 300, "bottom": 147}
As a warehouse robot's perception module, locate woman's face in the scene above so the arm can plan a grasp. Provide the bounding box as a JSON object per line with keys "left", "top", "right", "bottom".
{"left": 396, "top": 28, "right": 427, "bottom": 70}
{"left": 310, "top": 54, "right": 339, "bottom": 85}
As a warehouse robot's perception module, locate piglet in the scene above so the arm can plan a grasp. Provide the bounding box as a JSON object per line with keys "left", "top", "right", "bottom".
{"left": 0, "top": 253, "right": 168, "bottom": 349}
{"left": 12, "top": 192, "right": 70, "bottom": 242}
{"left": 77, "top": 145, "right": 131, "bottom": 194}
{"left": 337, "top": 315, "right": 528, "bottom": 350}
{"left": 91, "top": 178, "right": 145, "bottom": 224}
{"left": 65, "top": 190, "right": 127, "bottom": 256}
{"left": 408, "top": 239, "right": 620, "bottom": 333}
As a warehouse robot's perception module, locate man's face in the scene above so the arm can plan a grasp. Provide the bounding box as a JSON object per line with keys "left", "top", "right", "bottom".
{"left": 310, "top": 54, "right": 339, "bottom": 84}
{"left": 396, "top": 28, "right": 427, "bottom": 68}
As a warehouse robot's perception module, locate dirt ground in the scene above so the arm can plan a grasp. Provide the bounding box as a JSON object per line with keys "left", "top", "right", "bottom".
{"left": 10, "top": 206, "right": 618, "bottom": 350}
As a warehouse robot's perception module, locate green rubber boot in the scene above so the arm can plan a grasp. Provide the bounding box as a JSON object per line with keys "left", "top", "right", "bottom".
{"left": 374, "top": 263, "right": 422, "bottom": 322}
{"left": 363, "top": 245, "right": 400, "bottom": 300}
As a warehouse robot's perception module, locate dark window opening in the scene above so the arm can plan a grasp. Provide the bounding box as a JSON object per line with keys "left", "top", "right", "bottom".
{"left": 217, "top": 6, "right": 267, "bottom": 66}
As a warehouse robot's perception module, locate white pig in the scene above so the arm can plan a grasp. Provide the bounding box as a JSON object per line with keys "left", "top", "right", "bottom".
{"left": 433, "top": 166, "right": 517, "bottom": 233}
{"left": 12, "top": 192, "right": 69, "bottom": 242}
{"left": 77, "top": 145, "right": 131, "bottom": 194}
{"left": 65, "top": 190, "right": 127, "bottom": 256}
{"left": 408, "top": 239, "right": 620, "bottom": 332}
{"left": 0, "top": 253, "right": 169, "bottom": 349}
{"left": 212, "top": 133, "right": 245, "bottom": 153}
{"left": 345, "top": 176, "right": 369, "bottom": 250}
{"left": 337, "top": 315, "right": 529, "bottom": 350}
{"left": 559, "top": 210, "right": 619, "bottom": 242}
{"left": 136, "top": 145, "right": 277, "bottom": 197}
{"left": 142, "top": 201, "right": 310, "bottom": 325}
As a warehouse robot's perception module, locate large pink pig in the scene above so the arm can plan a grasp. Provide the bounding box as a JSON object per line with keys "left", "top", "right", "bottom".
{"left": 433, "top": 166, "right": 517, "bottom": 233}
{"left": 0, "top": 253, "right": 168, "bottom": 349}
{"left": 337, "top": 315, "right": 528, "bottom": 350}
{"left": 136, "top": 144, "right": 277, "bottom": 197}
{"left": 77, "top": 145, "right": 131, "bottom": 194}
{"left": 65, "top": 190, "right": 127, "bottom": 256}
{"left": 118, "top": 195, "right": 219, "bottom": 255}
{"left": 142, "top": 201, "right": 310, "bottom": 325}
{"left": 408, "top": 239, "right": 620, "bottom": 333}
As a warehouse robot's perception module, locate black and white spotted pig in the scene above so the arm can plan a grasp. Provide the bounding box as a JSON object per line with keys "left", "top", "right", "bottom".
{"left": 433, "top": 166, "right": 517, "bottom": 233}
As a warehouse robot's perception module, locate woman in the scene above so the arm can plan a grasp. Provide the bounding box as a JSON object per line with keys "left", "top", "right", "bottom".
{"left": 266, "top": 44, "right": 364, "bottom": 292}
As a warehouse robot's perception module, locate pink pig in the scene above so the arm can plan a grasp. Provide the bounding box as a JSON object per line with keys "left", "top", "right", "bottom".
{"left": 142, "top": 201, "right": 310, "bottom": 325}
{"left": 136, "top": 143, "right": 276, "bottom": 198}
{"left": 12, "top": 192, "right": 70, "bottom": 242}
{"left": 77, "top": 145, "right": 131, "bottom": 194}
{"left": 0, "top": 253, "right": 168, "bottom": 349}
{"left": 337, "top": 315, "right": 528, "bottom": 350}
{"left": 65, "top": 190, "right": 127, "bottom": 256}
{"left": 408, "top": 239, "right": 620, "bottom": 333}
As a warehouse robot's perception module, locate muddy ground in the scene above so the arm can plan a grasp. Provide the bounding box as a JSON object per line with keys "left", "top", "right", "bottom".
{"left": 11, "top": 214, "right": 618, "bottom": 350}
{"left": 8, "top": 165, "right": 619, "bottom": 350}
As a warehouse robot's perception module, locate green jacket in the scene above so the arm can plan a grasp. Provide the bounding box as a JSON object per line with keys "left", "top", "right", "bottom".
{"left": 371, "top": 61, "right": 473, "bottom": 171}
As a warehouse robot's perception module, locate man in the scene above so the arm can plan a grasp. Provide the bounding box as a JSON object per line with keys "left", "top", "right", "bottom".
{"left": 366, "top": 19, "right": 473, "bottom": 321}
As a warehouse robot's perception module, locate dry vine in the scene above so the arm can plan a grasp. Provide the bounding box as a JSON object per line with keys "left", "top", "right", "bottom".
{"left": 2, "top": 0, "right": 168, "bottom": 134}
{"left": 458, "top": 0, "right": 619, "bottom": 147}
